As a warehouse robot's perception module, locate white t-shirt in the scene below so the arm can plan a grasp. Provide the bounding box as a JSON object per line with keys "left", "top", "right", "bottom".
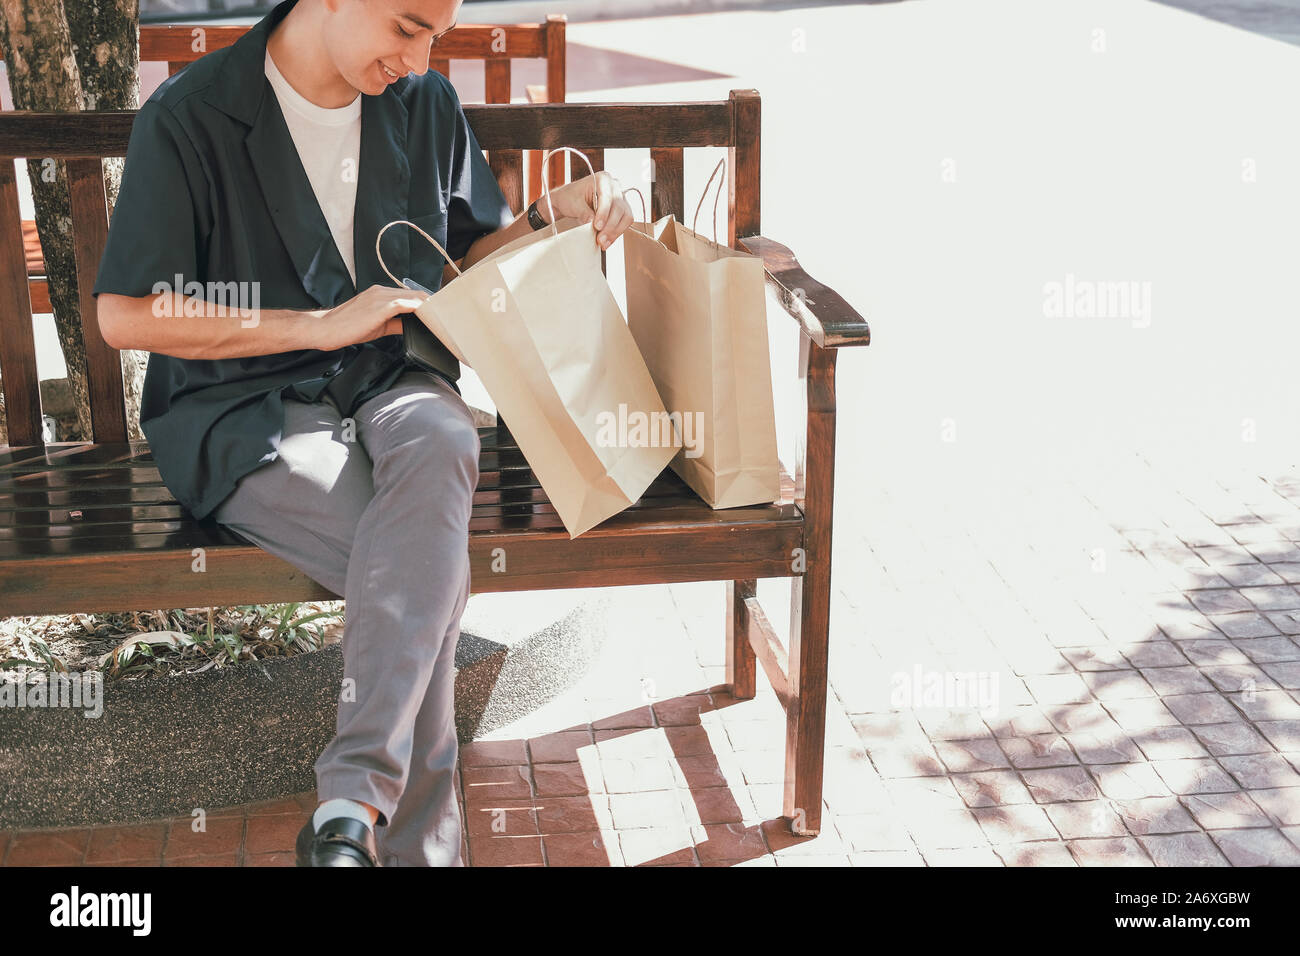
{"left": 264, "top": 47, "right": 362, "bottom": 287}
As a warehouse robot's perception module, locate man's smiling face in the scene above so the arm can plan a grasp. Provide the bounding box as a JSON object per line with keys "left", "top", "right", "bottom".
{"left": 322, "top": 0, "right": 461, "bottom": 95}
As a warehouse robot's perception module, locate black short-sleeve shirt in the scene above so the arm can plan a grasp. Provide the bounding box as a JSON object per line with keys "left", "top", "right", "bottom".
{"left": 91, "top": 0, "right": 514, "bottom": 521}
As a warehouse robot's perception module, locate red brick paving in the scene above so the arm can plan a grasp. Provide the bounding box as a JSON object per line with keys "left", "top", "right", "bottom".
{"left": 0, "top": 693, "right": 827, "bottom": 867}
{"left": 8, "top": 465, "right": 1300, "bottom": 868}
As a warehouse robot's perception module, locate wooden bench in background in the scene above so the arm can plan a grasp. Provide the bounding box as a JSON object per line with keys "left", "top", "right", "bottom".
{"left": 0, "top": 91, "right": 871, "bottom": 837}
{"left": 17, "top": 17, "right": 567, "bottom": 314}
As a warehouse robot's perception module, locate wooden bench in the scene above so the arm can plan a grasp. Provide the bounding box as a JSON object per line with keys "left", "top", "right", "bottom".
{"left": 0, "top": 92, "right": 871, "bottom": 837}
{"left": 17, "top": 17, "right": 567, "bottom": 314}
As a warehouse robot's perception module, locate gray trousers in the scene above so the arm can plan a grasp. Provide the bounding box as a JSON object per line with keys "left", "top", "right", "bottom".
{"left": 211, "top": 368, "right": 480, "bottom": 867}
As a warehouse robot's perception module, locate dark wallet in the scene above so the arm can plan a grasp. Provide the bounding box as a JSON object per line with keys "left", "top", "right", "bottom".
{"left": 400, "top": 277, "right": 460, "bottom": 384}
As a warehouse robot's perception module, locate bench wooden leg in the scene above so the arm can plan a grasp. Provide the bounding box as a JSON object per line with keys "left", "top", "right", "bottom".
{"left": 780, "top": 337, "right": 837, "bottom": 836}
{"left": 727, "top": 574, "right": 828, "bottom": 836}
{"left": 726, "top": 579, "right": 758, "bottom": 699}
{"left": 784, "top": 559, "right": 830, "bottom": 836}
{"left": 721, "top": 343, "right": 837, "bottom": 836}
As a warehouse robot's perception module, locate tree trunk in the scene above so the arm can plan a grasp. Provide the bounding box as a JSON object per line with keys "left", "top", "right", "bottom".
{"left": 0, "top": 0, "right": 90, "bottom": 443}
{"left": 66, "top": 0, "right": 145, "bottom": 441}
{"left": 0, "top": 0, "right": 144, "bottom": 445}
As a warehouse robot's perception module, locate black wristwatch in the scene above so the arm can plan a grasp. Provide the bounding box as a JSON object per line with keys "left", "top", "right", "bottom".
{"left": 526, "top": 199, "right": 549, "bottom": 230}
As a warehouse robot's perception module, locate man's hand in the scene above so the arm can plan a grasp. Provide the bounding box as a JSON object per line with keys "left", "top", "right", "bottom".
{"left": 538, "top": 171, "right": 634, "bottom": 250}
{"left": 318, "top": 285, "right": 425, "bottom": 352}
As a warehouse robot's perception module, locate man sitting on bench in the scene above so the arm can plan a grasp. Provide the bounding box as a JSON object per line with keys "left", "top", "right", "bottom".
{"left": 92, "top": 0, "right": 633, "bottom": 866}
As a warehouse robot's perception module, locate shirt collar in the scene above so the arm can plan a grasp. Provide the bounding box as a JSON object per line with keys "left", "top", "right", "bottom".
{"left": 202, "top": 0, "right": 415, "bottom": 310}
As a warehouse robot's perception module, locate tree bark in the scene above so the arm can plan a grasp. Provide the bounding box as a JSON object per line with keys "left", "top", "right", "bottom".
{"left": 67, "top": 0, "right": 145, "bottom": 441}
{"left": 0, "top": 0, "right": 144, "bottom": 445}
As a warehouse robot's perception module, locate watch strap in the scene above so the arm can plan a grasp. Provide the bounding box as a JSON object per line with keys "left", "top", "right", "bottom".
{"left": 526, "top": 200, "right": 548, "bottom": 231}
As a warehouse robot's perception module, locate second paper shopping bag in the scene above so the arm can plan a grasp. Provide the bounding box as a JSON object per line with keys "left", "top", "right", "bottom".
{"left": 622, "top": 161, "right": 781, "bottom": 509}
{"left": 377, "top": 148, "right": 676, "bottom": 538}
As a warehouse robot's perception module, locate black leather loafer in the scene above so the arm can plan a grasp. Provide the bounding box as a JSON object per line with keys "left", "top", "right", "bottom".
{"left": 295, "top": 816, "right": 380, "bottom": 867}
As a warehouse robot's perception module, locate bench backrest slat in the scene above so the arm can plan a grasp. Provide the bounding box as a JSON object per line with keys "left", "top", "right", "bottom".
{"left": 66, "top": 157, "right": 126, "bottom": 443}
{"left": 543, "top": 17, "right": 567, "bottom": 197}
{"left": 144, "top": 21, "right": 554, "bottom": 68}
{"left": 0, "top": 102, "right": 738, "bottom": 154}
{"left": 489, "top": 147, "right": 525, "bottom": 214}
{"left": 484, "top": 56, "right": 511, "bottom": 103}
{"left": 731, "top": 90, "right": 761, "bottom": 244}
{"left": 0, "top": 159, "right": 40, "bottom": 445}
{"left": 650, "top": 147, "right": 685, "bottom": 223}
{"left": 0, "top": 92, "right": 760, "bottom": 449}
{"left": 467, "top": 102, "right": 735, "bottom": 150}
{"left": 483, "top": 58, "right": 523, "bottom": 212}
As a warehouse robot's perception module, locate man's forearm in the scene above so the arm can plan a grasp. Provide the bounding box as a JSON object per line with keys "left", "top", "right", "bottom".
{"left": 175, "top": 306, "right": 326, "bottom": 360}
{"left": 106, "top": 296, "right": 328, "bottom": 361}
{"left": 441, "top": 204, "right": 544, "bottom": 285}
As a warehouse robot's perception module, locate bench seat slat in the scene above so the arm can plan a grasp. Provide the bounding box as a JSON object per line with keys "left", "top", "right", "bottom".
{"left": 0, "top": 440, "right": 154, "bottom": 469}
{"left": 0, "top": 505, "right": 801, "bottom": 549}
{"left": 0, "top": 490, "right": 798, "bottom": 536}
{"left": 0, "top": 504, "right": 800, "bottom": 548}
{"left": 0, "top": 473, "right": 796, "bottom": 514}
{"left": 0, "top": 518, "right": 803, "bottom": 615}
{"left": 0, "top": 497, "right": 803, "bottom": 613}
{"left": 0, "top": 441, "right": 802, "bottom": 590}
{"left": 0, "top": 503, "right": 801, "bottom": 554}
{"left": 0, "top": 427, "right": 586, "bottom": 469}
{"left": 0, "top": 445, "right": 793, "bottom": 500}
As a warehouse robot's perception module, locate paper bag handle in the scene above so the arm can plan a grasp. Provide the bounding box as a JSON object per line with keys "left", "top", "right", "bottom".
{"left": 539, "top": 146, "right": 598, "bottom": 237}
{"left": 377, "top": 144, "right": 597, "bottom": 287}
{"left": 374, "top": 219, "right": 462, "bottom": 289}
{"left": 690, "top": 157, "right": 727, "bottom": 248}
{"left": 622, "top": 186, "right": 647, "bottom": 223}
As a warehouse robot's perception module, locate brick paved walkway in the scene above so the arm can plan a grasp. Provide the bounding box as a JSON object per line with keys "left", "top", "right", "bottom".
{"left": 5, "top": 473, "right": 1299, "bottom": 867}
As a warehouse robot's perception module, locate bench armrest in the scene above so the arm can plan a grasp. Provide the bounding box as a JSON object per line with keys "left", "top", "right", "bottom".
{"left": 737, "top": 234, "right": 871, "bottom": 349}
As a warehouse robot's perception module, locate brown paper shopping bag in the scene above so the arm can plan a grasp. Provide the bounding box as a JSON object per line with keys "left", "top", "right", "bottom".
{"left": 376, "top": 147, "right": 677, "bottom": 538}
{"left": 621, "top": 159, "right": 781, "bottom": 509}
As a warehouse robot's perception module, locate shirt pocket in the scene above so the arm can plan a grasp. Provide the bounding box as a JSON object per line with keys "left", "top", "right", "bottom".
{"left": 406, "top": 208, "right": 451, "bottom": 287}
